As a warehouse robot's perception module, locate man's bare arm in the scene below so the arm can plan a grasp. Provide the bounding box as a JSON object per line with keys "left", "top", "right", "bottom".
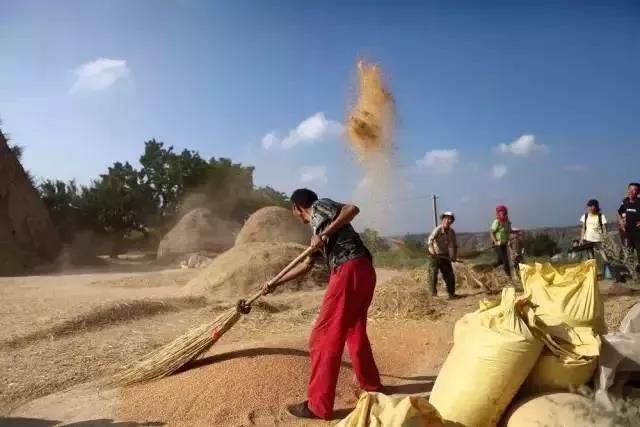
{"left": 321, "top": 204, "right": 359, "bottom": 238}
{"left": 262, "top": 257, "right": 315, "bottom": 294}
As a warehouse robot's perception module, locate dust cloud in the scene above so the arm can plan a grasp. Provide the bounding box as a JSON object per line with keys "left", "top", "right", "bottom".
{"left": 346, "top": 60, "right": 408, "bottom": 234}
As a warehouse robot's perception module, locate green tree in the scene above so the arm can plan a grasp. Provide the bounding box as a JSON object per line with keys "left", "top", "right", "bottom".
{"left": 39, "top": 179, "right": 81, "bottom": 243}
{"left": 80, "top": 162, "right": 152, "bottom": 257}
{"left": 360, "top": 228, "right": 390, "bottom": 253}
{"left": 524, "top": 233, "right": 560, "bottom": 258}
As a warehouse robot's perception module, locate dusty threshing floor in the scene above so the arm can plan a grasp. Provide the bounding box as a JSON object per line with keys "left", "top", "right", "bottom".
{"left": 0, "top": 265, "right": 637, "bottom": 426}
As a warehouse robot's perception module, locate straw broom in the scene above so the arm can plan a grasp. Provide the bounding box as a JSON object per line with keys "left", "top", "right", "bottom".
{"left": 110, "top": 246, "right": 315, "bottom": 386}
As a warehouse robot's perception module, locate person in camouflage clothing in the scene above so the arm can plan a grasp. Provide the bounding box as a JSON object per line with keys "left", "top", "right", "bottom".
{"left": 261, "top": 188, "right": 381, "bottom": 420}
{"left": 426, "top": 211, "right": 458, "bottom": 298}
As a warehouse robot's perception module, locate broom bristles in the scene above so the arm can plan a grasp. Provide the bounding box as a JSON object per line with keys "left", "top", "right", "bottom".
{"left": 109, "top": 307, "right": 241, "bottom": 386}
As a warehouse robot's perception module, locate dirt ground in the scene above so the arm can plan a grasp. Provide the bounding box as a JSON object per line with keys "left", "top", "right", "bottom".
{"left": 0, "top": 264, "right": 637, "bottom": 426}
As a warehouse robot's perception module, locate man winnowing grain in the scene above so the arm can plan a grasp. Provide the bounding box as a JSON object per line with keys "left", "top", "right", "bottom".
{"left": 259, "top": 188, "right": 382, "bottom": 420}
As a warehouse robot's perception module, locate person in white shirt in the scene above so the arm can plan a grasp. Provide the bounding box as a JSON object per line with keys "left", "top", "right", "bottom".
{"left": 580, "top": 199, "right": 607, "bottom": 259}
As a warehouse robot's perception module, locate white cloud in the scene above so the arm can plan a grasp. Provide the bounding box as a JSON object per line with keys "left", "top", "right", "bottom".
{"left": 492, "top": 164, "right": 508, "bottom": 179}
{"left": 71, "top": 58, "right": 129, "bottom": 94}
{"left": 497, "top": 134, "right": 547, "bottom": 156}
{"left": 565, "top": 164, "right": 587, "bottom": 173}
{"left": 261, "top": 112, "right": 343, "bottom": 150}
{"left": 416, "top": 149, "right": 459, "bottom": 174}
{"left": 261, "top": 132, "right": 278, "bottom": 150}
{"left": 300, "top": 165, "right": 328, "bottom": 185}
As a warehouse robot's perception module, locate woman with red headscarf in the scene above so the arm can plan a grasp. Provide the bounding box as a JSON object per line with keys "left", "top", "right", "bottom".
{"left": 491, "top": 205, "right": 513, "bottom": 277}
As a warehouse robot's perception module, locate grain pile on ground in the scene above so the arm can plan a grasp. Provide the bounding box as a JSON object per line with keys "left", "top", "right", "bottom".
{"left": 370, "top": 276, "right": 447, "bottom": 320}
{"left": 117, "top": 341, "right": 358, "bottom": 427}
{"left": 0, "top": 128, "right": 60, "bottom": 275}
{"left": 235, "top": 206, "right": 310, "bottom": 246}
{"left": 157, "top": 208, "right": 239, "bottom": 260}
{"left": 181, "top": 242, "right": 327, "bottom": 299}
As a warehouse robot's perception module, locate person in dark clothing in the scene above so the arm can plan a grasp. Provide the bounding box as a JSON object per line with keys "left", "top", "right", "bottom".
{"left": 260, "top": 188, "right": 381, "bottom": 420}
{"left": 426, "top": 212, "right": 458, "bottom": 299}
{"left": 618, "top": 183, "right": 640, "bottom": 276}
{"left": 491, "top": 205, "right": 513, "bottom": 277}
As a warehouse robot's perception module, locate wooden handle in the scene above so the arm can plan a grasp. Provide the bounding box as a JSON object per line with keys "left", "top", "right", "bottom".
{"left": 245, "top": 246, "right": 316, "bottom": 305}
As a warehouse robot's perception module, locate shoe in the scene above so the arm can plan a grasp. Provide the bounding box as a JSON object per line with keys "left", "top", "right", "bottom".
{"left": 447, "top": 294, "right": 461, "bottom": 300}
{"left": 285, "top": 401, "right": 319, "bottom": 419}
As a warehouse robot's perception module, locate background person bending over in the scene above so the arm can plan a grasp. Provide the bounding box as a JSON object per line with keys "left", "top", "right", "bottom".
{"left": 260, "top": 188, "right": 382, "bottom": 421}
{"left": 618, "top": 183, "right": 640, "bottom": 276}
{"left": 426, "top": 212, "right": 458, "bottom": 299}
{"left": 491, "top": 205, "right": 512, "bottom": 278}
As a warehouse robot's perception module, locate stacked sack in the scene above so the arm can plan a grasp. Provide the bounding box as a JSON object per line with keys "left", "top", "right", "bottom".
{"left": 428, "top": 287, "right": 543, "bottom": 426}
{"left": 519, "top": 259, "right": 603, "bottom": 394}
{"left": 429, "top": 260, "right": 603, "bottom": 426}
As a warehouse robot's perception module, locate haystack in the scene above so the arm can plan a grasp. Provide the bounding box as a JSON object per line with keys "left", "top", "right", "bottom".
{"left": 0, "top": 129, "right": 60, "bottom": 275}
{"left": 235, "top": 206, "right": 310, "bottom": 246}
{"left": 181, "top": 242, "right": 327, "bottom": 299}
{"left": 370, "top": 276, "right": 446, "bottom": 320}
{"left": 157, "top": 208, "right": 239, "bottom": 260}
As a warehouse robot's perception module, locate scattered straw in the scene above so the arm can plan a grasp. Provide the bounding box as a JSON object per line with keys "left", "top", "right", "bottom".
{"left": 110, "top": 306, "right": 242, "bottom": 386}
{"left": 370, "top": 276, "right": 446, "bottom": 320}
{"left": 410, "top": 262, "right": 505, "bottom": 294}
{"left": 3, "top": 297, "right": 207, "bottom": 349}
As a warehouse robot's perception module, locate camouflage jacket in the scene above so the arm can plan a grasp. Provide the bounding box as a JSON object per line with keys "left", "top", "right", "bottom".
{"left": 309, "top": 198, "right": 371, "bottom": 272}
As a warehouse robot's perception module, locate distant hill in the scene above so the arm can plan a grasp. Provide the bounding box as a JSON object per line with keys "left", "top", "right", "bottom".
{"left": 395, "top": 224, "right": 620, "bottom": 256}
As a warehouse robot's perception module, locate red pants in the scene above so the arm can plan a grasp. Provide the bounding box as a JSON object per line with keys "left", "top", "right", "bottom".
{"left": 307, "top": 256, "right": 381, "bottom": 420}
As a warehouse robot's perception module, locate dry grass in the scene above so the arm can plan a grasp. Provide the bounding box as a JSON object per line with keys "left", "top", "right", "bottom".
{"left": 234, "top": 206, "right": 310, "bottom": 246}
{"left": 110, "top": 307, "right": 242, "bottom": 386}
{"left": 370, "top": 276, "right": 447, "bottom": 320}
{"left": 181, "top": 242, "right": 327, "bottom": 299}
{"left": 3, "top": 296, "right": 207, "bottom": 349}
{"left": 409, "top": 262, "right": 509, "bottom": 295}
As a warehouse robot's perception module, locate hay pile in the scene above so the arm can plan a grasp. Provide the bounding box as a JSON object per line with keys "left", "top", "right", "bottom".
{"left": 370, "top": 276, "right": 446, "bottom": 320}
{"left": 235, "top": 206, "right": 310, "bottom": 246}
{"left": 157, "top": 208, "right": 239, "bottom": 260}
{"left": 181, "top": 242, "right": 327, "bottom": 299}
{"left": 410, "top": 262, "right": 508, "bottom": 293}
{"left": 346, "top": 60, "right": 395, "bottom": 159}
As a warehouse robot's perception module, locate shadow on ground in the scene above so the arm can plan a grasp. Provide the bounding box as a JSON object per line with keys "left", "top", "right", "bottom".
{"left": 0, "top": 419, "right": 164, "bottom": 427}
{"left": 181, "top": 347, "right": 436, "bottom": 394}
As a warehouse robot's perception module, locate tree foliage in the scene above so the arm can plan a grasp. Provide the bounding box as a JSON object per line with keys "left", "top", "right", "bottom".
{"left": 34, "top": 139, "right": 289, "bottom": 257}
{"left": 39, "top": 179, "right": 81, "bottom": 243}
{"left": 523, "top": 232, "right": 560, "bottom": 257}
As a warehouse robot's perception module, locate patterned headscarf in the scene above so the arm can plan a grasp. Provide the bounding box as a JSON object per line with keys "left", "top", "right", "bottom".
{"left": 496, "top": 205, "right": 509, "bottom": 224}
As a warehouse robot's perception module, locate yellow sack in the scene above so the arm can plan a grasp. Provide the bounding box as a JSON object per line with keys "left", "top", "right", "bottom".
{"left": 504, "top": 393, "right": 612, "bottom": 427}
{"left": 521, "top": 349, "right": 597, "bottom": 395}
{"left": 336, "top": 392, "right": 443, "bottom": 427}
{"left": 519, "top": 259, "right": 605, "bottom": 333}
{"left": 429, "top": 288, "right": 543, "bottom": 427}
{"left": 520, "top": 260, "right": 602, "bottom": 393}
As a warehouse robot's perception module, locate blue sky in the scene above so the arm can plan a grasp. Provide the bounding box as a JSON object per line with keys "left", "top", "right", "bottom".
{"left": 1, "top": 0, "right": 638, "bottom": 233}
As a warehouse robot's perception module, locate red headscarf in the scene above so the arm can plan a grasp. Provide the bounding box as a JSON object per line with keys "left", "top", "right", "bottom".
{"left": 496, "top": 205, "right": 509, "bottom": 224}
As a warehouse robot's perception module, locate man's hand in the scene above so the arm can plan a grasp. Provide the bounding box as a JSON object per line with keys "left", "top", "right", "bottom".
{"left": 236, "top": 299, "right": 251, "bottom": 315}
{"left": 261, "top": 280, "right": 277, "bottom": 295}
{"left": 310, "top": 234, "right": 326, "bottom": 251}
